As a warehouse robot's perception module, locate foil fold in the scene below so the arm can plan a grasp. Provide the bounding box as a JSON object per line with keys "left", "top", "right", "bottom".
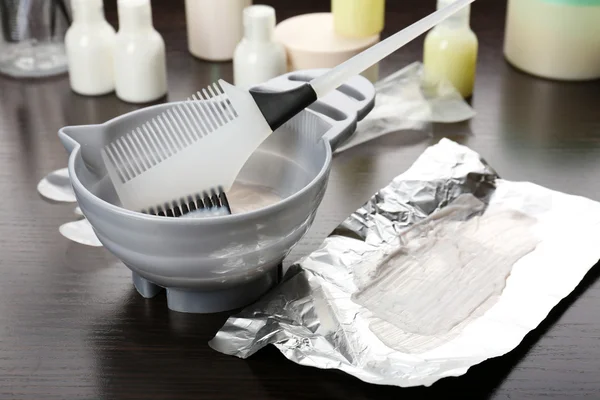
{"left": 209, "top": 139, "right": 600, "bottom": 387}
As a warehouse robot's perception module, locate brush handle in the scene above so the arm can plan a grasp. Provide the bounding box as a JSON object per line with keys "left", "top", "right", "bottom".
{"left": 309, "top": 0, "right": 476, "bottom": 98}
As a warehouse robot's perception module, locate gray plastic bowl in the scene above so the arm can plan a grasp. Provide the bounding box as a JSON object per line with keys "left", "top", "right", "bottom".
{"left": 58, "top": 70, "right": 375, "bottom": 313}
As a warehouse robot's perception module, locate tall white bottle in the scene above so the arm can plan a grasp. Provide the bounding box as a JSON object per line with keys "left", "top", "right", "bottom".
{"left": 233, "top": 5, "right": 286, "bottom": 88}
{"left": 65, "top": 0, "right": 116, "bottom": 96}
{"left": 114, "top": 0, "right": 167, "bottom": 103}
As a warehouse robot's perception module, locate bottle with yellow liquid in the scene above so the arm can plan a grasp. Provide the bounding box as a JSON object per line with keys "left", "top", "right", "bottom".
{"left": 423, "top": 0, "right": 478, "bottom": 98}
{"left": 331, "top": 0, "right": 385, "bottom": 38}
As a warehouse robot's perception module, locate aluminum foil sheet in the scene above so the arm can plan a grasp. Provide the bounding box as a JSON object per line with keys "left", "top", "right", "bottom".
{"left": 209, "top": 139, "right": 600, "bottom": 387}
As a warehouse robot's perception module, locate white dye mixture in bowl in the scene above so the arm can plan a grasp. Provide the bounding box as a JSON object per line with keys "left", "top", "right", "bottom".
{"left": 227, "top": 182, "right": 282, "bottom": 214}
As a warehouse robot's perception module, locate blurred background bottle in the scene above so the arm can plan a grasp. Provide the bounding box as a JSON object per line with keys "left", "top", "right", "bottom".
{"left": 331, "top": 0, "right": 385, "bottom": 38}
{"left": 114, "top": 0, "right": 167, "bottom": 103}
{"left": 0, "top": 0, "right": 71, "bottom": 78}
{"left": 185, "top": 0, "right": 252, "bottom": 61}
{"left": 423, "top": 0, "right": 478, "bottom": 99}
{"left": 65, "top": 0, "right": 116, "bottom": 96}
{"left": 233, "top": 5, "right": 286, "bottom": 87}
{"left": 504, "top": 0, "right": 600, "bottom": 81}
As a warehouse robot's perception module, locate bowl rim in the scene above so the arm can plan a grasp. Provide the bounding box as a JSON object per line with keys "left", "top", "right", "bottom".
{"left": 66, "top": 104, "right": 334, "bottom": 226}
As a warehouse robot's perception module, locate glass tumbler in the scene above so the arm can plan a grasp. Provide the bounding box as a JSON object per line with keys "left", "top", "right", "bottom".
{"left": 0, "top": 0, "right": 71, "bottom": 78}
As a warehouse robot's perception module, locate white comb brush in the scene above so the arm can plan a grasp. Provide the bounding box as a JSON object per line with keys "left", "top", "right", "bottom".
{"left": 101, "top": 0, "right": 475, "bottom": 214}
{"left": 101, "top": 81, "right": 271, "bottom": 214}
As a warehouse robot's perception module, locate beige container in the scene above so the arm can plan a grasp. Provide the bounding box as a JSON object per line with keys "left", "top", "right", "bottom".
{"left": 274, "top": 13, "right": 380, "bottom": 83}
{"left": 504, "top": 0, "right": 600, "bottom": 81}
{"left": 184, "top": 0, "right": 252, "bottom": 61}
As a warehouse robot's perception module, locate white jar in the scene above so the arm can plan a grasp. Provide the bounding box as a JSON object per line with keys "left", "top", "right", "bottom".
{"left": 114, "top": 0, "right": 167, "bottom": 103}
{"left": 331, "top": 0, "right": 385, "bottom": 38}
{"left": 504, "top": 0, "right": 600, "bottom": 81}
{"left": 233, "top": 5, "right": 286, "bottom": 87}
{"left": 65, "top": 0, "right": 116, "bottom": 96}
{"left": 185, "top": 0, "right": 252, "bottom": 61}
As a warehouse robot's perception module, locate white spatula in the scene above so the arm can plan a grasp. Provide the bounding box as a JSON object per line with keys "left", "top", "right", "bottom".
{"left": 101, "top": 0, "right": 476, "bottom": 215}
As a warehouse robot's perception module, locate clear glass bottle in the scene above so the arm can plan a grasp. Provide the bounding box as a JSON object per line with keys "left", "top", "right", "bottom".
{"left": 233, "top": 5, "right": 286, "bottom": 88}
{"left": 65, "top": 0, "right": 116, "bottom": 95}
{"left": 0, "top": 0, "right": 70, "bottom": 78}
{"left": 113, "top": 0, "right": 167, "bottom": 104}
{"left": 423, "top": 0, "right": 478, "bottom": 98}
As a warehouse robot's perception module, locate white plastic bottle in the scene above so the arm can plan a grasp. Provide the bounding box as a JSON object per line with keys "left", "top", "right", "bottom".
{"left": 233, "top": 5, "right": 286, "bottom": 88}
{"left": 114, "top": 0, "right": 167, "bottom": 103}
{"left": 65, "top": 0, "right": 116, "bottom": 96}
{"left": 423, "top": 0, "right": 478, "bottom": 98}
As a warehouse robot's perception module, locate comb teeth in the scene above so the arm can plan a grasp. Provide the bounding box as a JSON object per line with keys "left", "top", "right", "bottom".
{"left": 102, "top": 81, "right": 239, "bottom": 184}
{"left": 140, "top": 187, "right": 232, "bottom": 218}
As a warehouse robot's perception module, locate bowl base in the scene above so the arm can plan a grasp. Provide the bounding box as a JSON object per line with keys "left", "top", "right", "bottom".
{"left": 131, "top": 266, "right": 282, "bottom": 314}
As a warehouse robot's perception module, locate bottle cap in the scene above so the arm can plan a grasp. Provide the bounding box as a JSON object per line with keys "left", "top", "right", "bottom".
{"left": 437, "top": 0, "right": 470, "bottom": 24}
{"left": 71, "top": 0, "right": 104, "bottom": 20}
{"left": 243, "top": 5, "right": 276, "bottom": 42}
{"left": 117, "top": 0, "right": 153, "bottom": 30}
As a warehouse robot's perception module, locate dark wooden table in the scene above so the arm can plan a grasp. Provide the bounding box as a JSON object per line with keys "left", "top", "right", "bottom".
{"left": 1, "top": 0, "right": 599, "bottom": 398}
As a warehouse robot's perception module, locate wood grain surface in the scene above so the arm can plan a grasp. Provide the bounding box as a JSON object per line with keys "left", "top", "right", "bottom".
{"left": 1, "top": 0, "right": 599, "bottom": 399}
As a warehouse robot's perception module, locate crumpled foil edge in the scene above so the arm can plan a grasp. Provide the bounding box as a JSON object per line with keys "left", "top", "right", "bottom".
{"left": 209, "top": 138, "right": 600, "bottom": 387}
